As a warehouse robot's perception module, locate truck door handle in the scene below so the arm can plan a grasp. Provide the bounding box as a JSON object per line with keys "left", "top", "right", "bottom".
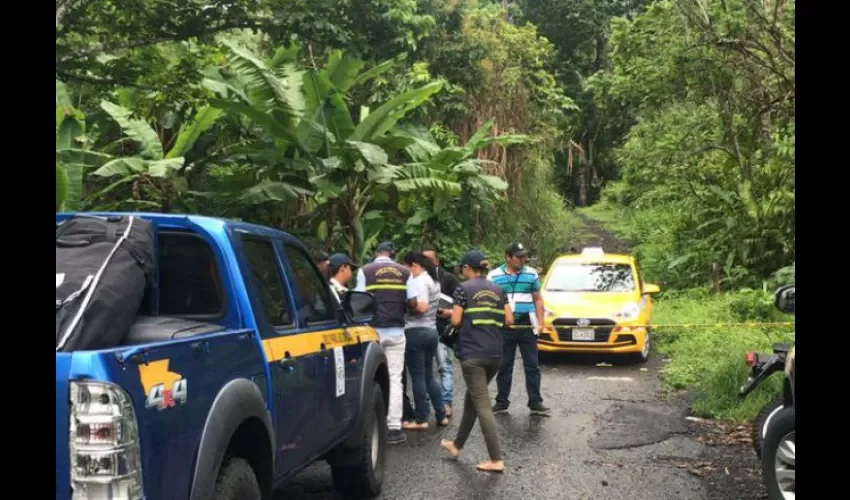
{"left": 191, "top": 341, "right": 210, "bottom": 354}
{"left": 238, "top": 332, "right": 252, "bottom": 342}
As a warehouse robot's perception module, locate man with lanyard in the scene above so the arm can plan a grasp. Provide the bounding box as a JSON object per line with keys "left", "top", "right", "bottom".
{"left": 487, "top": 242, "right": 550, "bottom": 416}
{"left": 327, "top": 253, "right": 356, "bottom": 303}
{"left": 422, "top": 246, "right": 461, "bottom": 417}
{"left": 355, "top": 241, "right": 410, "bottom": 444}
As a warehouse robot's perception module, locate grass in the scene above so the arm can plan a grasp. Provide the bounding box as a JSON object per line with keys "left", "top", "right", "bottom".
{"left": 575, "top": 201, "right": 796, "bottom": 423}
{"left": 652, "top": 289, "right": 794, "bottom": 422}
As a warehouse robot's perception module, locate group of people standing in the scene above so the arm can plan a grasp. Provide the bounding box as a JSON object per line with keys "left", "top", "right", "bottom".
{"left": 314, "top": 240, "right": 549, "bottom": 474}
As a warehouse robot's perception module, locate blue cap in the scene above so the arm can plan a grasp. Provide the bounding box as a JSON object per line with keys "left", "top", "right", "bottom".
{"left": 376, "top": 241, "right": 395, "bottom": 254}
{"left": 461, "top": 250, "right": 489, "bottom": 269}
{"left": 329, "top": 253, "right": 355, "bottom": 269}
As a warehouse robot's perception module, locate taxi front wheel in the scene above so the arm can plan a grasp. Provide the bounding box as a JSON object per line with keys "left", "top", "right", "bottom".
{"left": 630, "top": 330, "right": 652, "bottom": 363}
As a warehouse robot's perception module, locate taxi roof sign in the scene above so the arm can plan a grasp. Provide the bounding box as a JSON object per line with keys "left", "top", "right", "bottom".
{"left": 581, "top": 247, "right": 605, "bottom": 257}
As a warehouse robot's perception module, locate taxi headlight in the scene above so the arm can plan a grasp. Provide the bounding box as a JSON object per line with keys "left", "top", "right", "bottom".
{"left": 614, "top": 303, "right": 640, "bottom": 320}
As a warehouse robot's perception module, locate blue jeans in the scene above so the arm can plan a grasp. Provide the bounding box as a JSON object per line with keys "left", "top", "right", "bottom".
{"left": 436, "top": 342, "right": 454, "bottom": 406}
{"left": 404, "top": 327, "right": 446, "bottom": 423}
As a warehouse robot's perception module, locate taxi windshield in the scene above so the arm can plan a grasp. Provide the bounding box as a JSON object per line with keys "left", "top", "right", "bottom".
{"left": 544, "top": 263, "right": 636, "bottom": 292}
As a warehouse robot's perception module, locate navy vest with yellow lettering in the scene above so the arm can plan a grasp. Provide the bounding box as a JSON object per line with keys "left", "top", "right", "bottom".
{"left": 457, "top": 277, "right": 506, "bottom": 360}
{"left": 363, "top": 260, "right": 410, "bottom": 328}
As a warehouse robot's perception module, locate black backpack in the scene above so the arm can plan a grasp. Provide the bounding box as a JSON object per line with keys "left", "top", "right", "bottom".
{"left": 56, "top": 215, "right": 156, "bottom": 351}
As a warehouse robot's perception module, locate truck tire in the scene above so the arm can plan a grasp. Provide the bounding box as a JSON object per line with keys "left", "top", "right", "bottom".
{"left": 331, "top": 383, "right": 386, "bottom": 498}
{"left": 212, "top": 457, "right": 261, "bottom": 500}
{"left": 752, "top": 398, "right": 784, "bottom": 459}
{"left": 761, "top": 406, "right": 795, "bottom": 500}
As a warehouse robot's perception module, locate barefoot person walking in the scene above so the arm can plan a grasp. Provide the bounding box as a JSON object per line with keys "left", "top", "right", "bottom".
{"left": 440, "top": 250, "right": 512, "bottom": 473}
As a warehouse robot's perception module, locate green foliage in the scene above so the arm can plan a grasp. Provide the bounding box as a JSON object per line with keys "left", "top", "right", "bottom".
{"left": 653, "top": 289, "right": 794, "bottom": 421}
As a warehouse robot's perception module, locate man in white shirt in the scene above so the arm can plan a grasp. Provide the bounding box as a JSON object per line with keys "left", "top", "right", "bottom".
{"left": 354, "top": 241, "right": 411, "bottom": 444}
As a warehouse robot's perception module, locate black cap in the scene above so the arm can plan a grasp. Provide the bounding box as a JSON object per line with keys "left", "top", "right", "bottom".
{"left": 461, "top": 250, "right": 489, "bottom": 269}
{"left": 375, "top": 241, "right": 395, "bottom": 255}
{"left": 505, "top": 242, "right": 529, "bottom": 257}
{"left": 329, "top": 253, "right": 356, "bottom": 269}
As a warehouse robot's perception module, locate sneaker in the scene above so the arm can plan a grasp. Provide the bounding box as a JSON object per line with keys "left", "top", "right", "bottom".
{"left": 529, "top": 403, "right": 551, "bottom": 416}
{"left": 387, "top": 429, "right": 407, "bottom": 444}
{"left": 492, "top": 402, "right": 509, "bottom": 414}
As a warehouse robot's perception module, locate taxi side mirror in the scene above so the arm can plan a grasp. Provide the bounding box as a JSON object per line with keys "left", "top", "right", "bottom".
{"left": 643, "top": 283, "right": 661, "bottom": 294}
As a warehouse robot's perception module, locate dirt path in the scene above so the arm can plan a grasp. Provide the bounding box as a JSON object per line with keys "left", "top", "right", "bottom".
{"left": 570, "top": 211, "right": 634, "bottom": 254}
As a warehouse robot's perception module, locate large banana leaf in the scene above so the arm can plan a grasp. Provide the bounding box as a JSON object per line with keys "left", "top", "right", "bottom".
{"left": 322, "top": 50, "right": 366, "bottom": 94}
{"left": 56, "top": 163, "right": 69, "bottom": 211}
{"left": 300, "top": 70, "right": 354, "bottom": 150}
{"left": 166, "top": 106, "right": 223, "bottom": 159}
{"left": 221, "top": 39, "right": 304, "bottom": 126}
{"left": 100, "top": 101, "right": 163, "bottom": 160}
{"left": 350, "top": 81, "right": 444, "bottom": 142}
{"left": 240, "top": 180, "right": 314, "bottom": 204}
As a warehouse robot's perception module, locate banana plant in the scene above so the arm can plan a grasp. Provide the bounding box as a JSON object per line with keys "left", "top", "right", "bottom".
{"left": 56, "top": 78, "right": 109, "bottom": 211}
{"left": 209, "top": 41, "right": 448, "bottom": 257}
{"left": 87, "top": 100, "right": 222, "bottom": 210}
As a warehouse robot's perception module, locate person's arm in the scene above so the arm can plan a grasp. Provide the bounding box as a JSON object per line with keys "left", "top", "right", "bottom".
{"left": 451, "top": 285, "right": 466, "bottom": 327}
{"left": 532, "top": 273, "right": 544, "bottom": 329}
{"left": 406, "top": 276, "right": 429, "bottom": 314}
{"left": 503, "top": 292, "right": 514, "bottom": 327}
{"left": 354, "top": 268, "right": 366, "bottom": 292}
{"left": 439, "top": 274, "right": 460, "bottom": 319}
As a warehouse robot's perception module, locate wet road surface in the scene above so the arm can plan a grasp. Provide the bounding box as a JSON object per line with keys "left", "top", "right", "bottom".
{"left": 274, "top": 351, "right": 709, "bottom": 500}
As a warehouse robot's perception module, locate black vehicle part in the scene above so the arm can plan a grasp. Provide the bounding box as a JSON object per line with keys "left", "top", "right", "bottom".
{"left": 752, "top": 398, "right": 784, "bottom": 459}
{"left": 342, "top": 341, "right": 389, "bottom": 451}
{"left": 330, "top": 383, "right": 387, "bottom": 498}
{"left": 211, "top": 457, "right": 262, "bottom": 500}
{"left": 56, "top": 215, "right": 156, "bottom": 351}
{"left": 190, "top": 378, "right": 275, "bottom": 500}
{"left": 761, "top": 406, "right": 795, "bottom": 500}
{"left": 123, "top": 316, "right": 226, "bottom": 345}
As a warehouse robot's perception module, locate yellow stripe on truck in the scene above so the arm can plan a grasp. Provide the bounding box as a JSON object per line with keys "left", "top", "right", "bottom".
{"left": 261, "top": 326, "right": 380, "bottom": 362}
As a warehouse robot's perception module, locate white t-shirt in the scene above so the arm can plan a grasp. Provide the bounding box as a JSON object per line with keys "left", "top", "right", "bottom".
{"left": 405, "top": 272, "right": 440, "bottom": 329}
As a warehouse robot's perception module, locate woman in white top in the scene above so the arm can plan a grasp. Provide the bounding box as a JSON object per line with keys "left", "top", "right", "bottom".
{"left": 401, "top": 251, "right": 448, "bottom": 430}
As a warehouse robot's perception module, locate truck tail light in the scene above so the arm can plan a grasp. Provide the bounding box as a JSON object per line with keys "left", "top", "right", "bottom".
{"left": 745, "top": 352, "right": 756, "bottom": 367}
{"left": 70, "top": 381, "right": 144, "bottom": 500}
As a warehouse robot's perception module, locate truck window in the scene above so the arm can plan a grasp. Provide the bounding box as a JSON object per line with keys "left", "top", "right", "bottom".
{"left": 283, "top": 243, "right": 337, "bottom": 325}
{"left": 158, "top": 231, "right": 224, "bottom": 317}
{"left": 242, "top": 237, "right": 295, "bottom": 329}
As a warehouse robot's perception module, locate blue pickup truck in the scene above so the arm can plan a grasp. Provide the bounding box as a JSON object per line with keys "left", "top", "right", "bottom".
{"left": 55, "top": 212, "right": 390, "bottom": 500}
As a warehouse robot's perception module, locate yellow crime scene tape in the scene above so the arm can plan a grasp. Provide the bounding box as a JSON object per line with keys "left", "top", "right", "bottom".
{"left": 540, "top": 322, "right": 795, "bottom": 329}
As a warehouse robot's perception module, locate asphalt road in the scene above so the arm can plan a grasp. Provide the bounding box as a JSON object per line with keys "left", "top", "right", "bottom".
{"left": 274, "top": 351, "right": 709, "bottom": 500}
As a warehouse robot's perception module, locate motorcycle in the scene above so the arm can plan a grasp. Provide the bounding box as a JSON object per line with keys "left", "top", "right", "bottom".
{"left": 740, "top": 341, "right": 790, "bottom": 459}
{"left": 739, "top": 284, "right": 794, "bottom": 500}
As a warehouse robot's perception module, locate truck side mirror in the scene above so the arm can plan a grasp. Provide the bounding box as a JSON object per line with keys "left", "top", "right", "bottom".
{"left": 774, "top": 284, "right": 795, "bottom": 314}
{"left": 343, "top": 290, "right": 377, "bottom": 324}
{"left": 643, "top": 283, "right": 661, "bottom": 294}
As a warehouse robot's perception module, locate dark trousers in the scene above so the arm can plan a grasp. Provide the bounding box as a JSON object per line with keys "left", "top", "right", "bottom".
{"left": 404, "top": 327, "right": 446, "bottom": 423}
{"left": 495, "top": 319, "right": 543, "bottom": 407}
{"left": 454, "top": 358, "right": 503, "bottom": 460}
{"left": 402, "top": 366, "right": 415, "bottom": 420}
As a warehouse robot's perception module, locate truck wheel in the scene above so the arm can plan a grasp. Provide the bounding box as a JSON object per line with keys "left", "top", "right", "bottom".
{"left": 331, "top": 383, "right": 386, "bottom": 498}
{"left": 212, "top": 457, "right": 261, "bottom": 500}
{"left": 761, "top": 406, "right": 795, "bottom": 500}
{"left": 752, "top": 398, "right": 784, "bottom": 459}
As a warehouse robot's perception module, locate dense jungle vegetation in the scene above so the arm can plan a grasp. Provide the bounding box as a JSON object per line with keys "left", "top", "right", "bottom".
{"left": 56, "top": 0, "right": 795, "bottom": 418}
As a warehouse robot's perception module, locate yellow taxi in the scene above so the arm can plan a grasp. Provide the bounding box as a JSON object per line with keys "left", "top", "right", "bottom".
{"left": 538, "top": 247, "right": 661, "bottom": 362}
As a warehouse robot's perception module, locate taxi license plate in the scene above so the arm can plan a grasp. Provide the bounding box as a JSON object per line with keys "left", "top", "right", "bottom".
{"left": 572, "top": 328, "right": 595, "bottom": 341}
